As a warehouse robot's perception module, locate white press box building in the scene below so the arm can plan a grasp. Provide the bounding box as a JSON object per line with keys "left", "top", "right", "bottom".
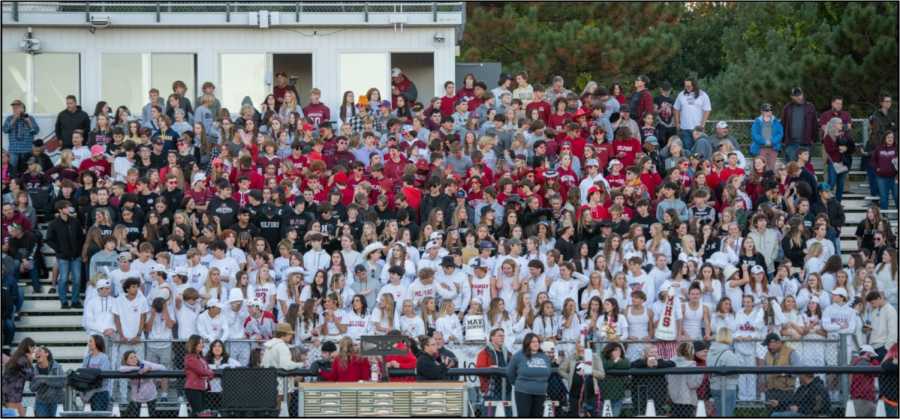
{"left": 1, "top": 2, "right": 466, "bottom": 138}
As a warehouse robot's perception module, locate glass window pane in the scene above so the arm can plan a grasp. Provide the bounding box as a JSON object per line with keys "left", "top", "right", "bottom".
{"left": 340, "top": 53, "right": 388, "bottom": 110}
{"left": 2, "top": 53, "right": 31, "bottom": 114}
{"left": 218, "top": 54, "right": 266, "bottom": 113}
{"left": 151, "top": 54, "right": 195, "bottom": 108}
{"left": 33, "top": 53, "right": 80, "bottom": 114}
{"left": 101, "top": 53, "right": 148, "bottom": 116}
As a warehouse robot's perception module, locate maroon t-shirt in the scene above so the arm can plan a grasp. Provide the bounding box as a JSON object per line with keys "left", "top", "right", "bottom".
{"left": 303, "top": 103, "right": 331, "bottom": 126}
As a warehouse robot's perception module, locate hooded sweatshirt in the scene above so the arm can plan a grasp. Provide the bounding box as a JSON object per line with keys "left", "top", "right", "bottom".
{"left": 262, "top": 337, "right": 306, "bottom": 394}
{"left": 55, "top": 105, "right": 91, "bottom": 149}
{"left": 32, "top": 360, "right": 66, "bottom": 405}
{"left": 667, "top": 356, "right": 703, "bottom": 405}
{"left": 707, "top": 342, "right": 740, "bottom": 391}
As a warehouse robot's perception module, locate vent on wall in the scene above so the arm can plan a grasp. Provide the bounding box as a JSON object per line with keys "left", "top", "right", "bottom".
{"left": 249, "top": 11, "right": 280, "bottom": 28}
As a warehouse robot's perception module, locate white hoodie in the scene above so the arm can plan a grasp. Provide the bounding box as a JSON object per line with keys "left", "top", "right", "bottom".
{"left": 197, "top": 311, "right": 228, "bottom": 342}
{"left": 262, "top": 337, "right": 305, "bottom": 395}
{"left": 402, "top": 279, "right": 457, "bottom": 314}
{"left": 437, "top": 269, "right": 471, "bottom": 312}
{"left": 84, "top": 296, "right": 116, "bottom": 336}
{"left": 548, "top": 272, "right": 589, "bottom": 312}
{"left": 822, "top": 301, "right": 857, "bottom": 339}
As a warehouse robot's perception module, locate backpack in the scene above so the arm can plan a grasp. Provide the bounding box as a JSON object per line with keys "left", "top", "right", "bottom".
{"left": 68, "top": 356, "right": 103, "bottom": 391}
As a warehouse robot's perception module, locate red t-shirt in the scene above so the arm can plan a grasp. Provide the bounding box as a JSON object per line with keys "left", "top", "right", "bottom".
{"left": 719, "top": 167, "right": 746, "bottom": 182}
{"left": 606, "top": 173, "right": 626, "bottom": 189}
{"left": 547, "top": 113, "right": 572, "bottom": 132}
{"left": 302, "top": 103, "right": 331, "bottom": 126}
{"left": 439, "top": 96, "right": 457, "bottom": 116}
{"left": 77, "top": 158, "right": 111, "bottom": 179}
{"left": 526, "top": 101, "right": 550, "bottom": 122}
{"left": 612, "top": 139, "right": 642, "bottom": 167}
{"left": 577, "top": 204, "right": 610, "bottom": 221}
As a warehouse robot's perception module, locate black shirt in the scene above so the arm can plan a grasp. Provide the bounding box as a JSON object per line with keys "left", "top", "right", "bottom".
{"left": 161, "top": 188, "right": 184, "bottom": 212}
{"left": 555, "top": 236, "right": 576, "bottom": 261}
{"left": 207, "top": 196, "right": 240, "bottom": 228}
{"left": 229, "top": 221, "right": 259, "bottom": 238}
{"left": 137, "top": 192, "right": 160, "bottom": 212}
{"left": 653, "top": 94, "right": 676, "bottom": 126}
{"left": 258, "top": 214, "right": 283, "bottom": 251}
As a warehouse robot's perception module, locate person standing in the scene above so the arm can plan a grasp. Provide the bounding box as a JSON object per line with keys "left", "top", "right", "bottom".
{"left": 672, "top": 76, "right": 711, "bottom": 151}
{"left": 881, "top": 343, "right": 899, "bottom": 418}
{"left": 491, "top": 73, "right": 513, "bottom": 110}
{"left": 780, "top": 88, "right": 818, "bottom": 163}
{"left": 55, "top": 95, "right": 91, "bottom": 150}
{"left": 557, "top": 339, "right": 606, "bottom": 417}
{"left": 761, "top": 333, "right": 803, "bottom": 416}
{"left": 262, "top": 323, "right": 306, "bottom": 410}
{"left": 819, "top": 96, "right": 853, "bottom": 189}
{"left": 391, "top": 68, "right": 418, "bottom": 107}
{"left": 750, "top": 103, "right": 784, "bottom": 170}
{"left": 873, "top": 92, "right": 898, "bottom": 134}
{"left": 44, "top": 199, "right": 84, "bottom": 308}
{"left": 82, "top": 335, "right": 111, "bottom": 411}
{"left": 870, "top": 130, "right": 899, "bottom": 211}
{"left": 196, "top": 82, "right": 222, "bottom": 119}
{"left": 7, "top": 222, "right": 41, "bottom": 294}
{"left": 630, "top": 75, "right": 654, "bottom": 123}
{"left": 31, "top": 346, "right": 66, "bottom": 417}
{"left": 184, "top": 334, "right": 215, "bottom": 416}
{"left": 866, "top": 292, "right": 898, "bottom": 361}
{"left": 507, "top": 333, "right": 552, "bottom": 417}
{"left": 3, "top": 99, "right": 40, "bottom": 168}
{"left": 476, "top": 329, "right": 513, "bottom": 416}
{"left": 1, "top": 337, "right": 35, "bottom": 417}
{"left": 653, "top": 82, "right": 676, "bottom": 148}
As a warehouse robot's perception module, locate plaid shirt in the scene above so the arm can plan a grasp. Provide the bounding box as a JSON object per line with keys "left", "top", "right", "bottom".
{"left": 3, "top": 115, "right": 40, "bottom": 154}
{"left": 633, "top": 90, "right": 654, "bottom": 120}
{"left": 348, "top": 113, "right": 367, "bottom": 135}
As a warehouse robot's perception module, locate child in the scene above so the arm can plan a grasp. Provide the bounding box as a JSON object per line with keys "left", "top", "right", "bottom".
{"left": 462, "top": 297, "right": 486, "bottom": 343}
{"left": 688, "top": 189, "right": 716, "bottom": 224}
{"left": 119, "top": 349, "right": 166, "bottom": 416}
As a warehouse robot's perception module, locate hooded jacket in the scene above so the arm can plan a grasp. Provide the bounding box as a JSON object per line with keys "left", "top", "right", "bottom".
{"left": 55, "top": 105, "right": 91, "bottom": 149}
{"left": 262, "top": 337, "right": 306, "bottom": 394}
{"left": 707, "top": 342, "right": 740, "bottom": 390}
{"left": 691, "top": 133, "right": 714, "bottom": 161}
{"left": 811, "top": 197, "right": 845, "bottom": 230}
{"left": 31, "top": 360, "right": 66, "bottom": 405}
{"left": 44, "top": 214, "right": 83, "bottom": 260}
{"left": 750, "top": 115, "right": 784, "bottom": 153}
{"left": 557, "top": 351, "right": 606, "bottom": 394}
{"left": 419, "top": 192, "right": 451, "bottom": 224}
{"left": 667, "top": 356, "right": 703, "bottom": 405}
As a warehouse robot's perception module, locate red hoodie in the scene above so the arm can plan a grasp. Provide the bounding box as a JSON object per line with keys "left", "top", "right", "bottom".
{"left": 383, "top": 156, "right": 408, "bottom": 184}
{"left": 399, "top": 185, "right": 422, "bottom": 215}
{"left": 319, "top": 356, "right": 374, "bottom": 383}
{"left": 386, "top": 342, "right": 418, "bottom": 383}
{"left": 229, "top": 167, "right": 264, "bottom": 190}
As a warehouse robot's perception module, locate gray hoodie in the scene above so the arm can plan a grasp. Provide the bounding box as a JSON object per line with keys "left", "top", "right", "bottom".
{"left": 707, "top": 342, "right": 740, "bottom": 391}
{"left": 692, "top": 133, "right": 714, "bottom": 161}
{"left": 667, "top": 356, "right": 703, "bottom": 405}
{"left": 32, "top": 360, "right": 66, "bottom": 404}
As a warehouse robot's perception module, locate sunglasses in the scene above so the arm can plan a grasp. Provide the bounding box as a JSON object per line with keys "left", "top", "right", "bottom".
{"left": 714, "top": 159, "right": 724, "bottom": 163}
{"left": 168, "top": 182, "right": 178, "bottom": 186}
{"left": 356, "top": 168, "right": 364, "bottom": 172}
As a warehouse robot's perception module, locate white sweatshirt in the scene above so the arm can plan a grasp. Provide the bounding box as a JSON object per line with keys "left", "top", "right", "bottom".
{"left": 197, "top": 311, "right": 228, "bottom": 342}
{"left": 548, "top": 272, "right": 590, "bottom": 312}
{"left": 402, "top": 279, "right": 457, "bottom": 314}
{"left": 84, "top": 296, "right": 116, "bottom": 336}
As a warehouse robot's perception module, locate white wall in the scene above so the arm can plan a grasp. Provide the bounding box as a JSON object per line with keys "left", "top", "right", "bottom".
{"left": 1, "top": 25, "right": 457, "bottom": 144}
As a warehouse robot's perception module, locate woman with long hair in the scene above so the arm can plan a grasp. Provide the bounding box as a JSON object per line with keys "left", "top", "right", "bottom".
{"left": 320, "top": 337, "right": 375, "bottom": 382}
{"left": 822, "top": 117, "right": 851, "bottom": 201}
{"left": 875, "top": 248, "right": 898, "bottom": 308}
{"left": 2, "top": 337, "right": 36, "bottom": 416}
{"left": 184, "top": 335, "right": 215, "bottom": 414}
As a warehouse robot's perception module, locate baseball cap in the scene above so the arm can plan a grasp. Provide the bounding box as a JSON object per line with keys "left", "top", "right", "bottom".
{"left": 498, "top": 73, "right": 511, "bottom": 82}
{"left": 118, "top": 252, "right": 133, "bottom": 261}
{"left": 192, "top": 173, "right": 207, "bottom": 185}
{"left": 174, "top": 266, "right": 189, "bottom": 277}
{"left": 692, "top": 125, "right": 706, "bottom": 134}
{"left": 600, "top": 220, "right": 613, "bottom": 228}
{"left": 479, "top": 241, "right": 495, "bottom": 251}
{"left": 620, "top": 105, "right": 632, "bottom": 113}
{"left": 750, "top": 265, "right": 765, "bottom": 275}
{"left": 471, "top": 258, "right": 489, "bottom": 269}
{"left": 543, "top": 169, "right": 558, "bottom": 178}
{"left": 507, "top": 238, "right": 523, "bottom": 246}
{"left": 859, "top": 345, "right": 877, "bottom": 356}
{"left": 302, "top": 124, "right": 314, "bottom": 131}
{"left": 354, "top": 264, "right": 367, "bottom": 274}
{"left": 413, "top": 102, "right": 424, "bottom": 112}
{"left": 762, "top": 333, "right": 782, "bottom": 346}
{"left": 644, "top": 135, "right": 659, "bottom": 145}
{"left": 401, "top": 125, "right": 414, "bottom": 134}
{"left": 479, "top": 206, "right": 494, "bottom": 217}
{"left": 426, "top": 240, "right": 440, "bottom": 250}
{"left": 96, "top": 279, "right": 111, "bottom": 289}
{"left": 391, "top": 67, "right": 401, "bottom": 78}
{"left": 455, "top": 190, "right": 467, "bottom": 198}
{"left": 761, "top": 103, "right": 774, "bottom": 112}
{"left": 608, "top": 159, "right": 623, "bottom": 169}
{"left": 440, "top": 256, "right": 456, "bottom": 267}
{"left": 321, "top": 341, "right": 338, "bottom": 353}
{"left": 90, "top": 145, "right": 105, "bottom": 157}
{"left": 451, "top": 247, "right": 462, "bottom": 256}
{"left": 379, "top": 100, "right": 392, "bottom": 108}
{"left": 716, "top": 121, "right": 728, "bottom": 129}
{"left": 791, "top": 87, "right": 803, "bottom": 96}
{"left": 661, "top": 81, "right": 673, "bottom": 92}
{"left": 10, "top": 99, "right": 24, "bottom": 107}
{"left": 333, "top": 172, "right": 348, "bottom": 184}
{"left": 149, "top": 263, "right": 167, "bottom": 272}
{"left": 585, "top": 159, "right": 599, "bottom": 168}
{"left": 832, "top": 288, "right": 849, "bottom": 298}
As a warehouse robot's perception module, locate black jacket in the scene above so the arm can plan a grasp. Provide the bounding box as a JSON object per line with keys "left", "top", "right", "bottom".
{"left": 44, "top": 215, "right": 83, "bottom": 260}
{"left": 420, "top": 193, "right": 451, "bottom": 225}
{"left": 55, "top": 106, "right": 91, "bottom": 149}
{"left": 811, "top": 197, "right": 845, "bottom": 230}
{"left": 416, "top": 352, "right": 449, "bottom": 382}
{"left": 16, "top": 152, "right": 53, "bottom": 175}
{"left": 788, "top": 377, "right": 831, "bottom": 416}
{"left": 8, "top": 231, "right": 40, "bottom": 261}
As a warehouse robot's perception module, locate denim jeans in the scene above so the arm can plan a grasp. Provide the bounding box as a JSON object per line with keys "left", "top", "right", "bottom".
{"left": 12, "top": 259, "right": 40, "bottom": 290}
{"left": 714, "top": 389, "right": 736, "bottom": 417}
{"left": 88, "top": 391, "right": 110, "bottom": 411}
{"left": 57, "top": 258, "right": 82, "bottom": 304}
{"left": 35, "top": 401, "right": 58, "bottom": 417}
{"left": 680, "top": 129, "right": 694, "bottom": 151}
{"left": 771, "top": 412, "right": 808, "bottom": 417}
{"left": 876, "top": 176, "right": 899, "bottom": 210}
{"left": 483, "top": 392, "right": 512, "bottom": 417}
{"left": 784, "top": 144, "right": 801, "bottom": 163}
{"left": 826, "top": 162, "right": 848, "bottom": 202}
{"left": 1, "top": 317, "right": 14, "bottom": 349}
{"left": 886, "top": 403, "right": 898, "bottom": 418}
{"left": 607, "top": 399, "right": 624, "bottom": 417}
{"left": 866, "top": 167, "right": 879, "bottom": 197}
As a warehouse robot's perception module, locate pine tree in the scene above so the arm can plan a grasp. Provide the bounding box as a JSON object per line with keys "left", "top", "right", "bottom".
{"left": 460, "top": 3, "right": 682, "bottom": 90}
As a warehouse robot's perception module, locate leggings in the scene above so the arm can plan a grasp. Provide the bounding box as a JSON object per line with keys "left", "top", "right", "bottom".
{"left": 184, "top": 389, "right": 207, "bottom": 417}
{"left": 514, "top": 391, "right": 545, "bottom": 418}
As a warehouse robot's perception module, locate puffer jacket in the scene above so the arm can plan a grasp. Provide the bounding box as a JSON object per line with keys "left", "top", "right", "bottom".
{"left": 707, "top": 342, "right": 740, "bottom": 391}
{"left": 31, "top": 361, "right": 66, "bottom": 405}
{"left": 557, "top": 351, "right": 606, "bottom": 394}
{"left": 667, "top": 356, "right": 703, "bottom": 405}
{"left": 750, "top": 115, "right": 784, "bottom": 153}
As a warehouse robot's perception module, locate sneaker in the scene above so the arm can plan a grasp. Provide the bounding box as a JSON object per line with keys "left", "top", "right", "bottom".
{"left": 32, "top": 286, "right": 42, "bottom": 294}
{"left": 48, "top": 287, "right": 57, "bottom": 294}
{"left": 61, "top": 302, "right": 70, "bottom": 310}
{"left": 71, "top": 301, "right": 83, "bottom": 309}
{"left": 178, "top": 396, "right": 184, "bottom": 403}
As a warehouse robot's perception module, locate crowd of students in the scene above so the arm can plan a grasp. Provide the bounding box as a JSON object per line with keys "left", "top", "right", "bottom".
{"left": 1, "top": 71, "right": 899, "bottom": 417}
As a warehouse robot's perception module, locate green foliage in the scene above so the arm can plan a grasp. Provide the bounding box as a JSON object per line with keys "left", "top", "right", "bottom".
{"left": 459, "top": 3, "right": 682, "bottom": 92}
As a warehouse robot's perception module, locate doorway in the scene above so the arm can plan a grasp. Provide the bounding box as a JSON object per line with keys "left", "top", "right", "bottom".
{"left": 390, "top": 53, "right": 434, "bottom": 105}
{"left": 272, "top": 54, "right": 313, "bottom": 107}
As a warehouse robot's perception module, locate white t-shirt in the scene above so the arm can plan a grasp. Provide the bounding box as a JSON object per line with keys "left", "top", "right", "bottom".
{"left": 324, "top": 309, "right": 348, "bottom": 336}
{"left": 626, "top": 273, "right": 656, "bottom": 305}
{"left": 378, "top": 283, "right": 407, "bottom": 304}
{"left": 147, "top": 310, "right": 173, "bottom": 348}
{"left": 112, "top": 294, "right": 150, "bottom": 339}
{"left": 113, "top": 157, "right": 135, "bottom": 182}
{"left": 673, "top": 90, "right": 712, "bottom": 130}
{"left": 253, "top": 283, "right": 276, "bottom": 309}
{"left": 209, "top": 257, "right": 240, "bottom": 289}
{"left": 108, "top": 269, "right": 137, "bottom": 298}
{"left": 72, "top": 145, "right": 91, "bottom": 168}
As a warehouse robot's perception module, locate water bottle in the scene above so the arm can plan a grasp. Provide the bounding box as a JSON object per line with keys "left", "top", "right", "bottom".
{"left": 370, "top": 360, "right": 379, "bottom": 382}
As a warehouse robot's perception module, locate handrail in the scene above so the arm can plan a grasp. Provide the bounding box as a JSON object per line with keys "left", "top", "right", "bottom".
{"left": 2, "top": 2, "right": 466, "bottom": 10}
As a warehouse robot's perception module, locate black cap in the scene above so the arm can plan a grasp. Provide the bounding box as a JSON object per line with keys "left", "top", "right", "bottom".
{"left": 762, "top": 333, "right": 782, "bottom": 346}
{"left": 354, "top": 264, "right": 367, "bottom": 273}
{"left": 762, "top": 170, "right": 776, "bottom": 178}
{"left": 498, "top": 72, "right": 512, "bottom": 82}
{"left": 248, "top": 189, "right": 263, "bottom": 201}
{"left": 321, "top": 341, "right": 337, "bottom": 353}
{"left": 480, "top": 206, "right": 494, "bottom": 217}
{"left": 440, "top": 255, "right": 456, "bottom": 267}
{"left": 413, "top": 102, "right": 424, "bottom": 112}
{"left": 506, "top": 194, "right": 523, "bottom": 205}
{"left": 293, "top": 195, "right": 306, "bottom": 206}
{"left": 261, "top": 203, "right": 278, "bottom": 216}
{"left": 479, "top": 241, "right": 495, "bottom": 250}
{"left": 766, "top": 181, "right": 781, "bottom": 191}
{"left": 32, "top": 139, "right": 44, "bottom": 148}
{"left": 761, "top": 103, "right": 774, "bottom": 112}
{"left": 451, "top": 247, "right": 462, "bottom": 256}
{"left": 600, "top": 220, "right": 613, "bottom": 228}
{"left": 661, "top": 81, "right": 673, "bottom": 92}
{"left": 791, "top": 87, "right": 803, "bottom": 96}
{"left": 620, "top": 105, "right": 632, "bottom": 114}
{"left": 693, "top": 341, "right": 709, "bottom": 353}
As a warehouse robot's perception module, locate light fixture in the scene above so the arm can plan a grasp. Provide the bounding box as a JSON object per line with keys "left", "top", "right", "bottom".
{"left": 434, "top": 30, "right": 445, "bottom": 45}
{"left": 90, "top": 15, "right": 111, "bottom": 28}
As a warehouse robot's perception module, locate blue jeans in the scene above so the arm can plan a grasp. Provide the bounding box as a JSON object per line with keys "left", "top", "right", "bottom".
{"left": 771, "top": 412, "right": 808, "bottom": 417}
{"left": 1, "top": 317, "right": 14, "bottom": 349}
{"left": 876, "top": 176, "right": 899, "bottom": 210}
{"left": 88, "top": 391, "right": 110, "bottom": 411}
{"left": 886, "top": 404, "right": 898, "bottom": 418}
{"left": 680, "top": 129, "right": 694, "bottom": 151}
{"left": 714, "top": 389, "right": 736, "bottom": 417}
{"left": 866, "top": 167, "right": 879, "bottom": 197}
{"left": 784, "top": 144, "right": 801, "bottom": 163}
{"left": 483, "top": 393, "right": 512, "bottom": 417}
{"left": 826, "top": 162, "right": 847, "bottom": 202}
{"left": 12, "top": 259, "right": 41, "bottom": 290}
{"left": 34, "top": 401, "right": 58, "bottom": 417}
{"left": 57, "top": 258, "right": 82, "bottom": 304}
{"left": 8, "top": 152, "right": 30, "bottom": 171}
{"left": 608, "top": 399, "right": 623, "bottom": 417}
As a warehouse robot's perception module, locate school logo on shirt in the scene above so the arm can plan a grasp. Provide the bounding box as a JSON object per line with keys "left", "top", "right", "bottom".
{"left": 739, "top": 322, "right": 756, "bottom": 332}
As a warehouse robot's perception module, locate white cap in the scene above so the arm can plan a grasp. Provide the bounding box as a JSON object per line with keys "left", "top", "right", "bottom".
{"left": 607, "top": 159, "right": 623, "bottom": 169}
{"left": 540, "top": 341, "right": 556, "bottom": 354}
{"left": 226, "top": 288, "right": 244, "bottom": 304}
{"left": 716, "top": 121, "right": 728, "bottom": 129}
{"left": 426, "top": 240, "right": 440, "bottom": 250}
{"left": 192, "top": 173, "right": 207, "bottom": 185}
{"left": 750, "top": 265, "right": 765, "bottom": 275}
{"left": 832, "top": 288, "right": 849, "bottom": 298}
{"left": 391, "top": 67, "right": 401, "bottom": 77}
{"left": 859, "top": 345, "right": 877, "bottom": 356}
{"left": 470, "top": 297, "right": 484, "bottom": 308}
{"left": 430, "top": 231, "right": 442, "bottom": 240}
{"left": 174, "top": 266, "right": 189, "bottom": 277}
{"left": 96, "top": 279, "right": 111, "bottom": 289}
{"left": 206, "top": 298, "right": 225, "bottom": 309}
{"left": 150, "top": 263, "right": 168, "bottom": 273}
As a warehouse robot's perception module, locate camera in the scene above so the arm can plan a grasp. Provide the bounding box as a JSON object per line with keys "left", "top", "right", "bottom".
{"left": 289, "top": 76, "right": 298, "bottom": 87}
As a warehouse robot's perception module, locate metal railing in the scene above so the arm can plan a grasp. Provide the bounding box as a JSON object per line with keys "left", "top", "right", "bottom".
{"left": 1, "top": 2, "right": 465, "bottom": 15}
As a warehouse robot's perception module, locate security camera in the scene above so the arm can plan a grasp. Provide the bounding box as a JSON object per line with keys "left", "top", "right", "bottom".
{"left": 434, "top": 30, "right": 445, "bottom": 44}
{"left": 90, "top": 15, "right": 111, "bottom": 28}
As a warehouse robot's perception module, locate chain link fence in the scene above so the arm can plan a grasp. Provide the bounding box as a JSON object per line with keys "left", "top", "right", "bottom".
{"left": 4, "top": 2, "right": 464, "bottom": 14}
{"left": 701, "top": 119, "right": 868, "bottom": 160}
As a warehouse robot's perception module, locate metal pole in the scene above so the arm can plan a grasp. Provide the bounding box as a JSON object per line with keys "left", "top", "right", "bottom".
{"left": 155, "top": 2, "right": 160, "bottom": 22}
{"left": 85, "top": 2, "right": 90, "bottom": 22}
{"left": 840, "top": 338, "right": 849, "bottom": 404}
{"left": 226, "top": 2, "right": 230, "bottom": 22}
{"left": 65, "top": 371, "right": 74, "bottom": 412}
{"left": 432, "top": 2, "right": 437, "bottom": 22}
{"left": 501, "top": 376, "right": 507, "bottom": 404}
{"left": 11, "top": 2, "right": 17, "bottom": 21}
{"left": 364, "top": 2, "right": 368, "bottom": 22}
{"left": 295, "top": 2, "right": 300, "bottom": 22}
{"left": 862, "top": 119, "right": 869, "bottom": 146}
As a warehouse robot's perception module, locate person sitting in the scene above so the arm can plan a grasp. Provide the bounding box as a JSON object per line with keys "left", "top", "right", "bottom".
{"left": 416, "top": 335, "right": 452, "bottom": 382}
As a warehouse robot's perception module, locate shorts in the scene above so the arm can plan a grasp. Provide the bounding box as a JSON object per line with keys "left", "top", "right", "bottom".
{"left": 145, "top": 346, "right": 172, "bottom": 369}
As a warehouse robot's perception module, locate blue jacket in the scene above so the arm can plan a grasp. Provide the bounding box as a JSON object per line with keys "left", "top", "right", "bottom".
{"left": 750, "top": 115, "right": 784, "bottom": 154}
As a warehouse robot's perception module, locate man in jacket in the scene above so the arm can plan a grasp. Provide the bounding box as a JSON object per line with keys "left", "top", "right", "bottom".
{"left": 762, "top": 333, "right": 803, "bottom": 416}
{"left": 631, "top": 346, "right": 676, "bottom": 416}
{"left": 475, "top": 329, "right": 513, "bottom": 416}
{"left": 811, "top": 184, "right": 845, "bottom": 253}
{"left": 43, "top": 200, "right": 83, "bottom": 308}
{"left": 557, "top": 340, "right": 606, "bottom": 417}
{"left": 691, "top": 125, "right": 714, "bottom": 160}
{"left": 419, "top": 177, "right": 451, "bottom": 223}
{"left": 54, "top": 95, "right": 90, "bottom": 150}
{"left": 780, "top": 87, "right": 818, "bottom": 163}
{"left": 262, "top": 323, "right": 306, "bottom": 408}
{"left": 769, "top": 374, "right": 831, "bottom": 417}
{"left": 7, "top": 222, "right": 41, "bottom": 294}
{"left": 746, "top": 214, "right": 779, "bottom": 280}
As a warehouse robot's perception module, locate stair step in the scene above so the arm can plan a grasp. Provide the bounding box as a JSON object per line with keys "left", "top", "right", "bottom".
{"left": 29, "top": 346, "right": 88, "bottom": 362}
{"left": 15, "top": 315, "right": 86, "bottom": 329}
{"left": 21, "top": 300, "right": 85, "bottom": 313}
{"left": 23, "top": 290, "right": 85, "bottom": 299}
{"left": 13, "top": 331, "right": 91, "bottom": 344}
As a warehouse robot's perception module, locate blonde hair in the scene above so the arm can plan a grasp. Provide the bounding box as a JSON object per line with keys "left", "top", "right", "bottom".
{"left": 805, "top": 242, "right": 824, "bottom": 262}
{"left": 436, "top": 299, "right": 454, "bottom": 320}
{"left": 715, "top": 327, "right": 733, "bottom": 346}
{"left": 204, "top": 268, "right": 223, "bottom": 297}
{"left": 59, "top": 149, "right": 75, "bottom": 168}
{"left": 380, "top": 293, "right": 396, "bottom": 328}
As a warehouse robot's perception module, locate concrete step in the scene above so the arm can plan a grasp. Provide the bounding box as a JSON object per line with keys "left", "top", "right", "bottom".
{"left": 33, "top": 345, "right": 88, "bottom": 362}
{"left": 15, "top": 315, "right": 85, "bottom": 329}
{"left": 13, "top": 331, "right": 90, "bottom": 344}
{"left": 23, "top": 290, "right": 85, "bottom": 299}
{"left": 21, "top": 300, "right": 84, "bottom": 314}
